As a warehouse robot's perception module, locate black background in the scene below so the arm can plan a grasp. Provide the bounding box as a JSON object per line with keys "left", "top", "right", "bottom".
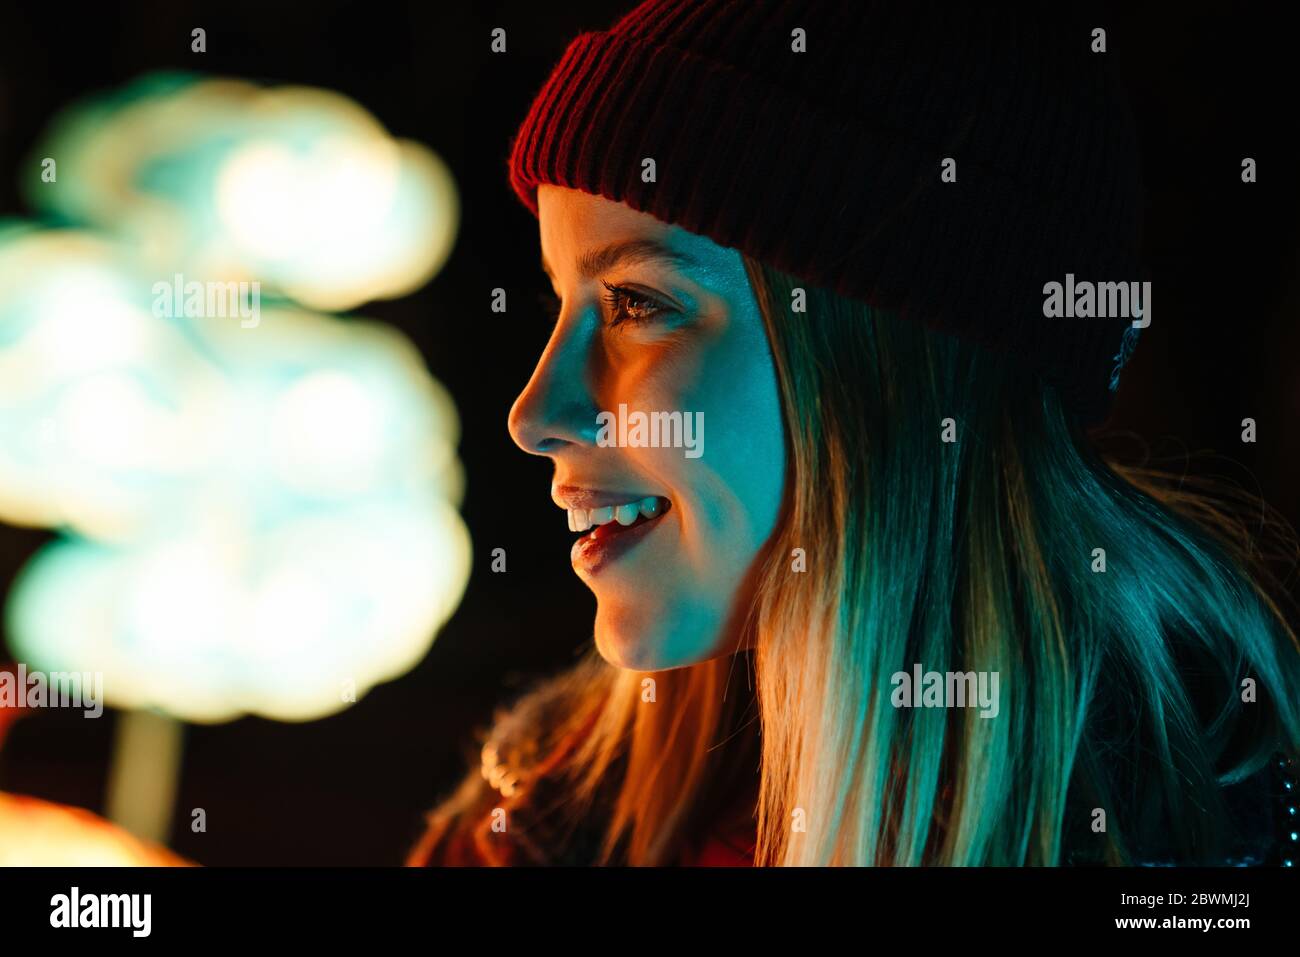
{"left": 0, "top": 1, "right": 1296, "bottom": 864}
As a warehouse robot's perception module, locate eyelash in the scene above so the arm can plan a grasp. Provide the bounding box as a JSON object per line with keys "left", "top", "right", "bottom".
{"left": 600, "top": 280, "right": 670, "bottom": 327}
{"left": 536, "top": 283, "right": 671, "bottom": 328}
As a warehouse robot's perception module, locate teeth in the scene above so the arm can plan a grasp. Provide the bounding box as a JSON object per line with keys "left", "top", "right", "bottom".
{"left": 566, "top": 496, "right": 665, "bottom": 533}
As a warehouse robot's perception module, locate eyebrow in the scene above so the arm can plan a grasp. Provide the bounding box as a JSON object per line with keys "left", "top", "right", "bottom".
{"left": 541, "top": 238, "right": 699, "bottom": 282}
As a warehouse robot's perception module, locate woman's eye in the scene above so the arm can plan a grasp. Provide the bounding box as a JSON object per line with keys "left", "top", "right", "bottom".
{"left": 600, "top": 280, "right": 671, "bottom": 327}
{"left": 536, "top": 283, "right": 674, "bottom": 328}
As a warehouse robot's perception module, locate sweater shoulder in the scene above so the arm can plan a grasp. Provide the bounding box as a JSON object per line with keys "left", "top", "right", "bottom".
{"left": 410, "top": 657, "right": 614, "bottom": 866}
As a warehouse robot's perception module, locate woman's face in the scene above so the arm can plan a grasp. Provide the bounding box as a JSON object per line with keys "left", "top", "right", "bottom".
{"left": 509, "top": 185, "right": 786, "bottom": 671}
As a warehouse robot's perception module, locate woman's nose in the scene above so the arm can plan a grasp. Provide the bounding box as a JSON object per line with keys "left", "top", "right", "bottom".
{"left": 507, "top": 323, "right": 600, "bottom": 456}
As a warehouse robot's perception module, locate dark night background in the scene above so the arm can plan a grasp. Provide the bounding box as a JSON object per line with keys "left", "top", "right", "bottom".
{"left": 0, "top": 2, "right": 1296, "bottom": 864}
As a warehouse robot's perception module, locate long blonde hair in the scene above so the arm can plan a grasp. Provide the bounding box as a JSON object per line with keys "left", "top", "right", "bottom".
{"left": 412, "top": 258, "right": 1300, "bottom": 866}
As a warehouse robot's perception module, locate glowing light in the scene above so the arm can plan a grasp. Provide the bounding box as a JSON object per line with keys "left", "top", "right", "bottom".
{"left": 268, "top": 371, "right": 387, "bottom": 497}
{"left": 216, "top": 136, "right": 399, "bottom": 260}
{"left": 26, "top": 75, "right": 459, "bottom": 311}
{"left": 0, "top": 233, "right": 470, "bottom": 722}
{"left": 1, "top": 74, "right": 468, "bottom": 725}
{"left": 7, "top": 495, "right": 471, "bottom": 722}
{"left": 0, "top": 792, "right": 188, "bottom": 866}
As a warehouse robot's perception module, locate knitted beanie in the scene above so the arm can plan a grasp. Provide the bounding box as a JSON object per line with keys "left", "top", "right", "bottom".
{"left": 507, "top": 0, "right": 1145, "bottom": 426}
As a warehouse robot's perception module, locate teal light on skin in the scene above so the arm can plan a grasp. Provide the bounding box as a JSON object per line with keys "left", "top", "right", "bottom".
{"left": 509, "top": 185, "right": 786, "bottom": 671}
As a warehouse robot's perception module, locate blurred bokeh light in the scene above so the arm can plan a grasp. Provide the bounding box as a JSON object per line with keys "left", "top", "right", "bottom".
{"left": 0, "top": 74, "right": 469, "bottom": 725}
{"left": 24, "top": 73, "right": 459, "bottom": 311}
{"left": 0, "top": 791, "right": 189, "bottom": 866}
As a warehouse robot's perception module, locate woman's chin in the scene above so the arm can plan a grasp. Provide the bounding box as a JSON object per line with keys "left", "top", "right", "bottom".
{"left": 592, "top": 602, "right": 735, "bottom": 672}
{"left": 593, "top": 611, "right": 669, "bottom": 671}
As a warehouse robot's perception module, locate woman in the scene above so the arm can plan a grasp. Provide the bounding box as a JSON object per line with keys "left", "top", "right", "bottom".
{"left": 411, "top": 0, "right": 1300, "bottom": 866}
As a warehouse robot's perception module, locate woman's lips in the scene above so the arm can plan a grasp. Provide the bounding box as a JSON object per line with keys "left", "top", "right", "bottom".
{"left": 568, "top": 498, "right": 672, "bottom": 575}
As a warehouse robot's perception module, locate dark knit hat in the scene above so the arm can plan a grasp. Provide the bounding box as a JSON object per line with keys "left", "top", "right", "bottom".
{"left": 508, "top": 0, "right": 1145, "bottom": 426}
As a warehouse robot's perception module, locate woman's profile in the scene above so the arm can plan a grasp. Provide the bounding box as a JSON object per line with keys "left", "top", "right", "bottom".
{"left": 410, "top": 0, "right": 1300, "bottom": 866}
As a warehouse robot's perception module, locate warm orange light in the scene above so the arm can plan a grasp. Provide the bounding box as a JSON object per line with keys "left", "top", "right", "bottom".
{"left": 0, "top": 792, "right": 191, "bottom": 866}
